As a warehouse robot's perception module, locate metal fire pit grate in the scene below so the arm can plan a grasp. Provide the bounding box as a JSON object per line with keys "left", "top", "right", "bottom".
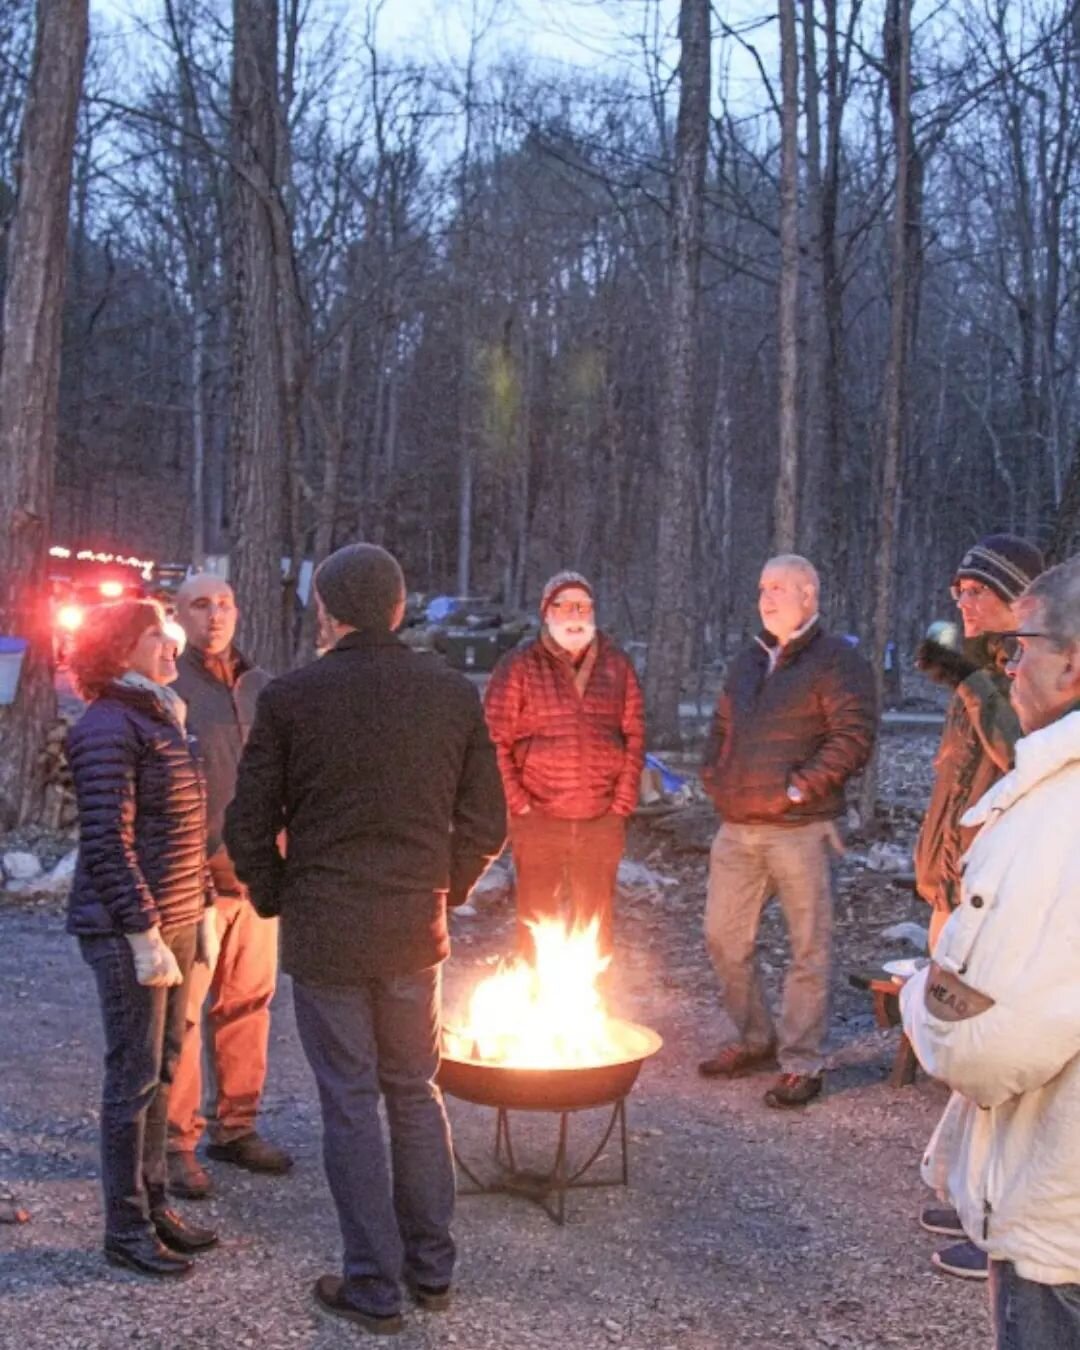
{"left": 438, "top": 1019, "right": 662, "bottom": 1225}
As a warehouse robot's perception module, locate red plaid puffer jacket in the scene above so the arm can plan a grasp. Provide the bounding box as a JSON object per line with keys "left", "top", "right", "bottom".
{"left": 484, "top": 634, "right": 646, "bottom": 820}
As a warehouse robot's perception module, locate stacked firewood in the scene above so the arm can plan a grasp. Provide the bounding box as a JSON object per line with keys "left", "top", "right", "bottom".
{"left": 39, "top": 719, "right": 78, "bottom": 834}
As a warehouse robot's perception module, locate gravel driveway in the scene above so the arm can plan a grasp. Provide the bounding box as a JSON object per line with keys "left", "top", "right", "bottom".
{"left": 0, "top": 733, "right": 989, "bottom": 1349}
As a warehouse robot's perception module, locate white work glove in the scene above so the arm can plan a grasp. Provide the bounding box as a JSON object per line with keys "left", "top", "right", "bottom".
{"left": 125, "top": 927, "right": 183, "bottom": 988}
{"left": 196, "top": 909, "right": 221, "bottom": 968}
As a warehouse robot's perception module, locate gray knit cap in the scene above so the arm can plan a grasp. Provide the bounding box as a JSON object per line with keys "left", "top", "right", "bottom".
{"left": 315, "top": 544, "right": 406, "bottom": 632}
{"left": 540, "top": 570, "right": 593, "bottom": 616}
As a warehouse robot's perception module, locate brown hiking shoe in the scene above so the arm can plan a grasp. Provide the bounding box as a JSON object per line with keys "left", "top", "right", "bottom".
{"left": 698, "top": 1043, "right": 777, "bottom": 1078}
{"left": 206, "top": 1132, "right": 293, "bottom": 1175}
{"left": 763, "top": 1073, "right": 823, "bottom": 1108}
{"left": 167, "top": 1151, "right": 214, "bottom": 1200}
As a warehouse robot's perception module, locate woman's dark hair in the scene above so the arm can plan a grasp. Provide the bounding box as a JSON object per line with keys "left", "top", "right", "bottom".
{"left": 69, "top": 599, "right": 165, "bottom": 700}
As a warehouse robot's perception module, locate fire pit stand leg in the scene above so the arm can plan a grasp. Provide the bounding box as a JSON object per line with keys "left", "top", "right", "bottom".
{"left": 451, "top": 1097, "right": 629, "bottom": 1226}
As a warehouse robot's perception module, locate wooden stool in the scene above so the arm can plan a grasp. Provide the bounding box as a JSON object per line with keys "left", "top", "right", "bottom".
{"left": 848, "top": 969, "right": 919, "bottom": 1087}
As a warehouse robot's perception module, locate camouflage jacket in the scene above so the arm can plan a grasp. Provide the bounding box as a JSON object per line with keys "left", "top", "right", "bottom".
{"left": 914, "top": 638, "right": 1018, "bottom": 912}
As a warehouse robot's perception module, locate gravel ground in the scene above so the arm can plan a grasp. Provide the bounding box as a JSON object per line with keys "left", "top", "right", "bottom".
{"left": 0, "top": 726, "right": 990, "bottom": 1349}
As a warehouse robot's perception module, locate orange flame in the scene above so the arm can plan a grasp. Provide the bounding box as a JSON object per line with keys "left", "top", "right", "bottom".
{"left": 447, "top": 917, "right": 624, "bottom": 1068}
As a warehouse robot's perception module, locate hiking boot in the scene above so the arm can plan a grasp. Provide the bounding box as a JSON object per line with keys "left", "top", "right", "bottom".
{"left": 104, "top": 1232, "right": 194, "bottom": 1279}
{"left": 313, "top": 1275, "right": 403, "bottom": 1335}
{"left": 406, "top": 1277, "right": 453, "bottom": 1312}
{"left": 698, "top": 1043, "right": 777, "bottom": 1078}
{"left": 763, "top": 1073, "right": 823, "bottom": 1108}
{"left": 920, "top": 1205, "right": 965, "bottom": 1238}
{"left": 152, "top": 1207, "right": 219, "bottom": 1254}
{"left": 206, "top": 1133, "right": 293, "bottom": 1175}
{"left": 931, "top": 1240, "right": 989, "bottom": 1281}
{"left": 167, "top": 1151, "right": 214, "bottom": 1200}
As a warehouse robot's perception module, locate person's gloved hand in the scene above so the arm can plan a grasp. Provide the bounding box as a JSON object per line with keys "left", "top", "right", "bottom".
{"left": 915, "top": 620, "right": 977, "bottom": 689}
{"left": 196, "top": 910, "right": 220, "bottom": 968}
{"left": 125, "top": 927, "right": 183, "bottom": 987}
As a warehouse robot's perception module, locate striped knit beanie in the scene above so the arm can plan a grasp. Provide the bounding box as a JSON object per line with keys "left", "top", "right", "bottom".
{"left": 954, "top": 535, "right": 1045, "bottom": 604}
{"left": 539, "top": 570, "right": 593, "bottom": 615}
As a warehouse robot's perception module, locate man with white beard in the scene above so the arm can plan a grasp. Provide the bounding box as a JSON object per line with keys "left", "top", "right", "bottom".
{"left": 484, "top": 571, "right": 645, "bottom": 960}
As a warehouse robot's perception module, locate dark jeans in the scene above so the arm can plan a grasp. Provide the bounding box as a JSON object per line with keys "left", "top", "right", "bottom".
{"left": 292, "top": 968, "right": 455, "bottom": 1318}
{"left": 991, "top": 1260, "right": 1080, "bottom": 1349}
{"left": 80, "top": 924, "right": 197, "bottom": 1240}
{"left": 509, "top": 810, "right": 626, "bottom": 958}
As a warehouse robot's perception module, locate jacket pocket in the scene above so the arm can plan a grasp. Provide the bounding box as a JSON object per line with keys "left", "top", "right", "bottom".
{"left": 932, "top": 891, "right": 992, "bottom": 978}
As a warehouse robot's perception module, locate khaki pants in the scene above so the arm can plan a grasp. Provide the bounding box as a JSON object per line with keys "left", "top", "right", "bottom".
{"left": 167, "top": 894, "right": 278, "bottom": 1153}
{"left": 704, "top": 820, "right": 835, "bottom": 1076}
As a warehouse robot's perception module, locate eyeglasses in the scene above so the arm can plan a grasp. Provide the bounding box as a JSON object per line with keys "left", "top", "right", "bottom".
{"left": 548, "top": 599, "right": 594, "bottom": 617}
{"left": 998, "top": 630, "right": 1061, "bottom": 663}
{"left": 950, "top": 582, "right": 991, "bottom": 604}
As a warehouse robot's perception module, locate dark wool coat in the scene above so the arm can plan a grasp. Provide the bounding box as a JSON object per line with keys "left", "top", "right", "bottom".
{"left": 703, "top": 622, "right": 876, "bottom": 825}
{"left": 483, "top": 633, "right": 646, "bottom": 819}
{"left": 66, "top": 683, "right": 213, "bottom": 937}
{"left": 173, "top": 645, "right": 271, "bottom": 896}
{"left": 223, "top": 630, "right": 507, "bottom": 983}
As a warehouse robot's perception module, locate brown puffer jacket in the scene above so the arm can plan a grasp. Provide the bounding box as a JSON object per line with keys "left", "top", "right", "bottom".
{"left": 703, "top": 622, "right": 876, "bottom": 825}
{"left": 484, "top": 633, "right": 646, "bottom": 820}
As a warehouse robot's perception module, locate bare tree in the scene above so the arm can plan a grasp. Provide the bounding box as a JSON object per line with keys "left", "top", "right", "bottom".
{"left": 645, "top": 0, "right": 711, "bottom": 745}
{"left": 0, "top": 0, "right": 88, "bottom": 826}
{"left": 861, "top": 0, "right": 918, "bottom": 817}
{"left": 775, "top": 0, "right": 800, "bottom": 550}
{"left": 228, "top": 0, "right": 290, "bottom": 670}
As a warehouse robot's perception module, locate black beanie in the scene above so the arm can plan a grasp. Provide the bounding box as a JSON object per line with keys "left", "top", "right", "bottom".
{"left": 315, "top": 544, "right": 406, "bottom": 632}
{"left": 954, "top": 534, "right": 1045, "bottom": 604}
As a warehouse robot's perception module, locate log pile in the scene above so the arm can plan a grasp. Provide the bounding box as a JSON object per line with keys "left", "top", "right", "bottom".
{"left": 39, "top": 719, "right": 78, "bottom": 834}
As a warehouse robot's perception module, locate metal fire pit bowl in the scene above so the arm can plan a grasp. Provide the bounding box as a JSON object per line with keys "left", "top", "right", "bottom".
{"left": 437, "top": 1020, "right": 662, "bottom": 1224}
{"left": 438, "top": 1019, "right": 662, "bottom": 1111}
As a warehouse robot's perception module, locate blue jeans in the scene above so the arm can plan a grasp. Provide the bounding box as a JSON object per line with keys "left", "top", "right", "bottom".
{"left": 80, "top": 925, "right": 197, "bottom": 1240}
{"left": 991, "top": 1261, "right": 1080, "bottom": 1349}
{"left": 292, "top": 968, "right": 455, "bottom": 1317}
{"left": 705, "top": 821, "right": 834, "bottom": 1074}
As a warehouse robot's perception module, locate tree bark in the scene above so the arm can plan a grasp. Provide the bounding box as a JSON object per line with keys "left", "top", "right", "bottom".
{"left": 0, "top": 0, "right": 88, "bottom": 827}
{"left": 775, "top": 0, "right": 800, "bottom": 552}
{"left": 228, "top": 0, "right": 289, "bottom": 671}
{"left": 644, "top": 0, "right": 711, "bottom": 746}
{"left": 861, "top": 0, "right": 919, "bottom": 821}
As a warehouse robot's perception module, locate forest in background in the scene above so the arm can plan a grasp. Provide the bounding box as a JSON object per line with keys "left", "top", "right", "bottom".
{"left": 1, "top": 0, "right": 1080, "bottom": 816}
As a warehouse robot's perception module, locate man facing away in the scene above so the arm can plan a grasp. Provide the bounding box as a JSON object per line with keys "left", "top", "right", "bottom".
{"left": 699, "top": 555, "right": 876, "bottom": 1108}
{"left": 167, "top": 574, "right": 292, "bottom": 1197}
{"left": 911, "top": 533, "right": 1044, "bottom": 1281}
{"left": 224, "top": 543, "right": 506, "bottom": 1335}
{"left": 902, "top": 555, "right": 1080, "bottom": 1350}
{"left": 483, "top": 570, "right": 645, "bottom": 960}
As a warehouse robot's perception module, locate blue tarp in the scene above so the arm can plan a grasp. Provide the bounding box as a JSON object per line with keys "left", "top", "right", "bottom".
{"left": 426, "top": 595, "right": 459, "bottom": 623}
{"left": 644, "top": 752, "right": 685, "bottom": 794}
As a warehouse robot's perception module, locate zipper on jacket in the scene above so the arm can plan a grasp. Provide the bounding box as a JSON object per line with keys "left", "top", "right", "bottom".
{"left": 982, "top": 1198, "right": 991, "bottom": 1242}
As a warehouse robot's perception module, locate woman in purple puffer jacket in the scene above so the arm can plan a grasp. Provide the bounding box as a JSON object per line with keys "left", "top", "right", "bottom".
{"left": 67, "top": 599, "right": 218, "bottom": 1279}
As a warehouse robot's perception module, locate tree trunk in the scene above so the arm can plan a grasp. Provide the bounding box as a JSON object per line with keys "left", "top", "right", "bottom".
{"left": 0, "top": 0, "right": 88, "bottom": 827}
{"left": 644, "top": 0, "right": 711, "bottom": 746}
{"left": 1046, "top": 437, "right": 1080, "bottom": 564}
{"left": 860, "top": 0, "right": 919, "bottom": 821}
{"left": 191, "top": 300, "right": 207, "bottom": 568}
{"left": 228, "top": 0, "right": 289, "bottom": 671}
{"left": 823, "top": 0, "right": 858, "bottom": 628}
{"left": 775, "top": 0, "right": 800, "bottom": 552}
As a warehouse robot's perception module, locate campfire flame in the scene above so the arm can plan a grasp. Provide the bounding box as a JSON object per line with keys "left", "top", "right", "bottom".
{"left": 446, "top": 917, "right": 627, "bottom": 1069}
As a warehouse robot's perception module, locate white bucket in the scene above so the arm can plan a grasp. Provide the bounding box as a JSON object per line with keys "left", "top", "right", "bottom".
{"left": 0, "top": 637, "right": 28, "bottom": 706}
